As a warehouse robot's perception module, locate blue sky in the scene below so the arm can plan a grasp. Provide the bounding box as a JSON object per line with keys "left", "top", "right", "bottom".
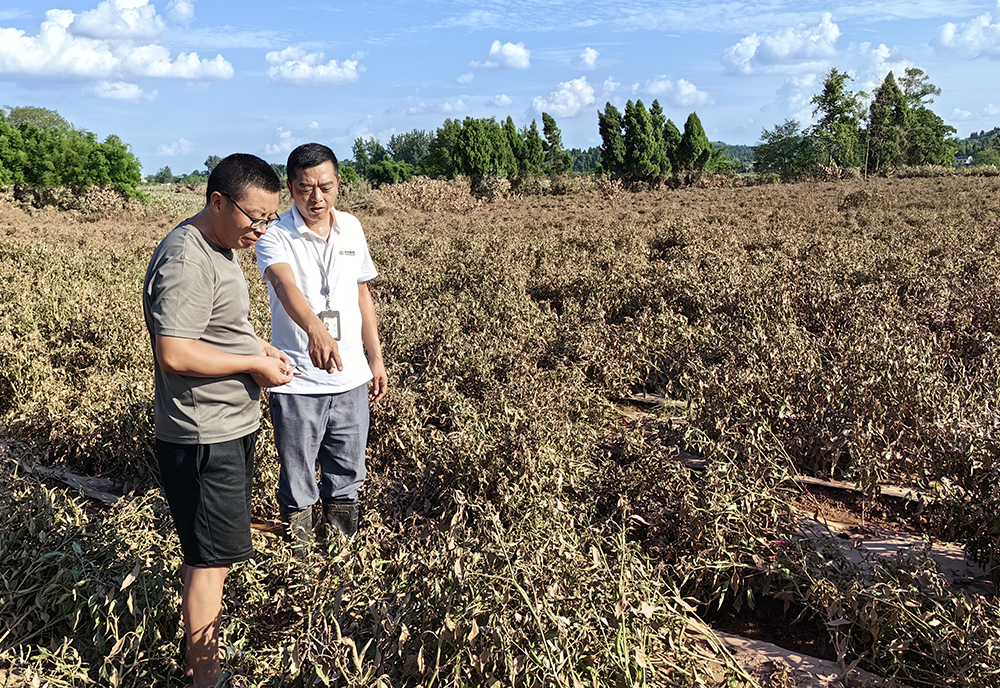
{"left": 1, "top": 0, "right": 998, "bottom": 175}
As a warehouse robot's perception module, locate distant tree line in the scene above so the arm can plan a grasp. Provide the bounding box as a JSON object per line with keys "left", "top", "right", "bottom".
{"left": 596, "top": 101, "right": 735, "bottom": 187}
{"left": 752, "top": 67, "right": 960, "bottom": 178}
{"left": 147, "top": 165, "right": 208, "bottom": 185}
{"left": 343, "top": 112, "right": 576, "bottom": 195}
{"left": 7, "top": 67, "right": 993, "bottom": 204}
{"left": 147, "top": 155, "right": 288, "bottom": 186}
{"left": 341, "top": 101, "right": 740, "bottom": 194}
{"left": 0, "top": 106, "right": 142, "bottom": 196}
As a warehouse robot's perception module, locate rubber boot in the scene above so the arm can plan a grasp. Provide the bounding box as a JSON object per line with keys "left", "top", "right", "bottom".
{"left": 280, "top": 508, "right": 313, "bottom": 555}
{"left": 322, "top": 499, "right": 359, "bottom": 537}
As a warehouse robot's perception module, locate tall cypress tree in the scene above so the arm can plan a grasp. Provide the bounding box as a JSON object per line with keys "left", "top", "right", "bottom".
{"left": 677, "top": 112, "right": 712, "bottom": 176}
{"left": 597, "top": 102, "right": 625, "bottom": 177}
{"left": 522, "top": 120, "right": 546, "bottom": 175}
{"left": 425, "top": 118, "right": 462, "bottom": 178}
{"left": 663, "top": 118, "right": 682, "bottom": 178}
{"left": 541, "top": 112, "right": 572, "bottom": 174}
{"left": 647, "top": 100, "right": 671, "bottom": 178}
{"left": 503, "top": 116, "right": 526, "bottom": 173}
{"left": 351, "top": 138, "right": 372, "bottom": 179}
{"left": 866, "top": 71, "right": 910, "bottom": 173}
{"left": 623, "top": 100, "right": 664, "bottom": 185}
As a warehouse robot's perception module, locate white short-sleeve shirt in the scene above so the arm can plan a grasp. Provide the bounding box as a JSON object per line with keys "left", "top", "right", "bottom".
{"left": 255, "top": 204, "right": 378, "bottom": 394}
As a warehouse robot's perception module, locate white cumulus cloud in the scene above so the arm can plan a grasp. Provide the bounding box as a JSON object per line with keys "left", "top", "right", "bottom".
{"left": 765, "top": 74, "right": 822, "bottom": 123}
{"left": 265, "top": 47, "right": 362, "bottom": 85}
{"left": 91, "top": 80, "right": 155, "bottom": 100}
{"left": 532, "top": 76, "right": 595, "bottom": 118}
{"left": 633, "top": 77, "right": 713, "bottom": 108}
{"left": 471, "top": 40, "right": 531, "bottom": 70}
{"left": 950, "top": 108, "right": 974, "bottom": 120}
{"left": 722, "top": 12, "right": 840, "bottom": 75}
{"left": 489, "top": 94, "right": 513, "bottom": 107}
{"left": 265, "top": 127, "right": 300, "bottom": 155}
{"left": 71, "top": 0, "right": 165, "bottom": 41}
{"left": 129, "top": 46, "right": 233, "bottom": 79}
{"left": 166, "top": 0, "right": 195, "bottom": 25}
{"left": 932, "top": 3, "right": 1000, "bottom": 59}
{"left": 602, "top": 77, "right": 620, "bottom": 97}
{"left": 158, "top": 137, "right": 194, "bottom": 156}
{"left": 845, "top": 41, "right": 910, "bottom": 94}
{"left": 309, "top": 121, "right": 320, "bottom": 130}
{"left": 573, "top": 47, "right": 599, "bottom": 70}
{"left": 985, "top": 103, "right": 1000, "bottom": 116}
{"left": 405, "top": 97, "right": 472, "bottom": 116}
{"left": 0, "top": 7, "right": 233, "bottom": 82}
{"left": 457, "top": 72, "right": 474, "bottom": 84}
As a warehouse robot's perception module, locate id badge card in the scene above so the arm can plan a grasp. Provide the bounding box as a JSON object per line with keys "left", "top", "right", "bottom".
{"left": 318, "top": 310, "right": 341, "bottom": 340}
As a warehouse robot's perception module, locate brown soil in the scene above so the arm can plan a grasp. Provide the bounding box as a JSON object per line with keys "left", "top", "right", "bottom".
{"left": 706, "top": 595, "right": 836, "bottom": 662}
{"left": 792, "top": 483, "right": 928, "bottom": 536}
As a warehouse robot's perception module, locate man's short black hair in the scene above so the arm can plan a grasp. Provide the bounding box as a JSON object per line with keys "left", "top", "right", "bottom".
{"left": 206, "top": 153, "right": 282, "bottom": 204}
{"left": 287, "top": 143, "right": 339, "bottom": 183}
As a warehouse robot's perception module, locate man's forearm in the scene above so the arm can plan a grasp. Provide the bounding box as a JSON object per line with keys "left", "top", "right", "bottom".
{"left": 266, "top": 266, "right": 328, "bottom": 338}
{"left": 358, "top": 282, "right": 383, "bottom": 363}
{"left": 265, "top": 263, "right": 343, "bottom": 372}
{"left": 157, "top": 336, "right": 268, "bottom": 377}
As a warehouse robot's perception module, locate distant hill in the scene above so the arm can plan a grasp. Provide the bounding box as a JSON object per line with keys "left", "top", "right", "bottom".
{"left": 954, "top": 127, "right": 999, "bottom": 156}
{"left": 567, "top": 146, "right": 601, "bottom": 173}
{"left": 717, "top": 143, "right": 754, "bottom": 167}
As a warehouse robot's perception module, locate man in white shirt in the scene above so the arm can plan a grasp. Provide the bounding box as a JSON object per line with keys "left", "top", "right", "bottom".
{"left": 255, "top": 143, "right": 387, "bottom": 545}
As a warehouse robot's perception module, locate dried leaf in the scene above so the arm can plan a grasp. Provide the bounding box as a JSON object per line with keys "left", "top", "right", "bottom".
{"left": 119, "top": 560, "right": 141, "bottom": 591}
{"left": 108, "top": 635, "right": 127, "bottom": 658}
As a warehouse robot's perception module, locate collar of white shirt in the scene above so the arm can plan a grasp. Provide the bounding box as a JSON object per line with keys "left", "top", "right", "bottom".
{"left": 290, "top": 204, "right": 340, "bottom": 241}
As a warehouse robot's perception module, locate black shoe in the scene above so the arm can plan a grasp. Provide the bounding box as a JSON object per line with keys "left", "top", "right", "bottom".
{"left": 280, "top": 508, "right": 313, "bottom": 548}
{"left": 322, "top": 499, "right": 359, "bottom": 537}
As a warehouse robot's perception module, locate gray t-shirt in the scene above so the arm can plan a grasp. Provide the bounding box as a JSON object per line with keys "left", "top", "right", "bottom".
{"left": 143, "top": 222, "right": 261, "bottom": 444}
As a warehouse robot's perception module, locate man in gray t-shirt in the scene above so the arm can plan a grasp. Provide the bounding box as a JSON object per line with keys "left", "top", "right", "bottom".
{"left": 142, "top": 154, "right": 293, "bottom": 688}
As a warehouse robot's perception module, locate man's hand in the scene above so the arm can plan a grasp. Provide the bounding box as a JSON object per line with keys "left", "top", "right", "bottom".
{"left": 250, "top": 355, "right": 294, "bottom": 388}
{"left": 264, "top": 263, "right": 344, "bottom": 374}
{"left": 306, "top": 323, "right": 343, "bottom": 374}
{"left": 157, "top": 335, "right": 293, "bottom": 388}
{"left": 257, "top": 337, "right": 293, "bottom": 367}
{"left": 368, "top": 358, "right": 388, "bottom": 403}
{"left": 358, "top": 281, "right": 386, "bottom": 403}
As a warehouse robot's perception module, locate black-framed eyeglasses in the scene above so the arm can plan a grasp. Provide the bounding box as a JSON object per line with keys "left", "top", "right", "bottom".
{"left": 220, "top": 192, "right": 280, "bottom": 231}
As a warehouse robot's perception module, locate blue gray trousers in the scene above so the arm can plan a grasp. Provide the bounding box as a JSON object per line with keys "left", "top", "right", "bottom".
{"left": 269, "top": 384, "right": 370, "bottom": 514}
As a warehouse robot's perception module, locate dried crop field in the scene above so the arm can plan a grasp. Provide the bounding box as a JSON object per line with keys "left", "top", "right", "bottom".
{"left": 2, "top": 174, "right": 1000, "bottom": 687}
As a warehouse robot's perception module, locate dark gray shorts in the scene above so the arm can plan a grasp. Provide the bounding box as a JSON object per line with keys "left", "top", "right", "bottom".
{"left": 156, "top": 433, "right": 257, "bottom": 567}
